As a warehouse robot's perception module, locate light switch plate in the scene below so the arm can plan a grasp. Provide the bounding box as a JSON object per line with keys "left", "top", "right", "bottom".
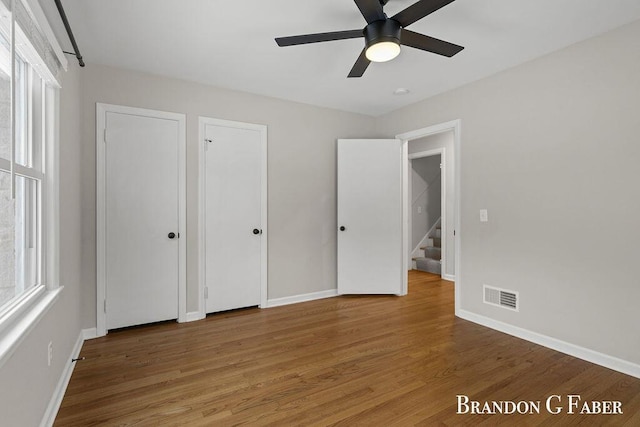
{"left": 480, "top": 209, "right": 488, "bottom": 222}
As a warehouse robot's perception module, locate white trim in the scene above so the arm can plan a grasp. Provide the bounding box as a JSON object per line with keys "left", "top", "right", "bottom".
{"left": 198, "top": 117, "right": 268, "bottom": 317}
{"left": 396, "top": 119, "right": 461, "bottom": 300}
{"left": 184, "top": 311, "right": 205, "bottom": 323}
{"left": 95, "top": 105, "right": 106, "bottom": 336}
{"left": 44, "top": 85, "right": 59, "bottom": 290}
{"left": 442, "top": 274, "right": 455, "bottom": 282}
{"left": 458, "top": 309, "right": 640, "bottom": 379}
{"left": 267, "top": 289, "right": 338, "bottom": 308}
{"left": 0, "top": 287, "right": 62, "bottom": 369}
{"left": 14, "top": 21, "right": 59, "bottom": 87}
{"left": 401, "top": 140, "right": 408, "bottom": 295}
{"left": 21, "top": 0, "right": 68, "bottom": 71}
{"left": 81, "top": 328, "right": 97, "bottom": 340}
{"left": 40, "top": 329, "right": 84, "bottom": 427}
{"left": 408, "top": 148, "right": 443, "bottom": 160}
{"left": 96, "top": 103, "right": 187, "bottom": 336}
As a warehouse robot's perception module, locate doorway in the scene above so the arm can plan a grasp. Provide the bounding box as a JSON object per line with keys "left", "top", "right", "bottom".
{"left": 96, "top": 104, "right": 187, "bottom": 335}
{"left": 198, "top": 117, "right": 267, "bottom": 315}
{"left": 397, "top": 120, "right": 460, "bottom": 303}
{"left": 409, "top": 151, "right": 443, "bottom": 276}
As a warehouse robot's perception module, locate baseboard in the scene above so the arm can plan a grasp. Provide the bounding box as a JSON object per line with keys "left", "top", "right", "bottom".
{"left": 457, "top": 309, "right": 640, "bottom": 379}
{"left": 267, "top": 289, "right": 338, "bottom": 308}
{"left": 442, "top": 274, "right": 455, "bottom": 282}
{"left": 40, "top": 330, "right": 85, "bottom": 427}
{"left": 82, "top": 328, "right": 97, "bottom": 340}
{"left": 184, "top": 311, "right": 205, "bottom": 322}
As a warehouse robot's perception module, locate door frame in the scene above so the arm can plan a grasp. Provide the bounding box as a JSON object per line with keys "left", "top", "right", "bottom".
{"left": 407, "top": 148, "right": 446, "bottom": 276}
{"left": 96, "top": 103, "right": 187, "bottom": 337}
{"left": 198, "top": 117, "right": 268, "bottom": 318}
{"left": 397, "top": 119, "right": 461, "bottom": 311}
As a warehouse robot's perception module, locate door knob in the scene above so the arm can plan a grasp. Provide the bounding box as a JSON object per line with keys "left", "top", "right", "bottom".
{"left": 253, "top": 229, "right": 261, "bottom": 235}
{"left": 168, "top": 232, "right": 176, "bottom": 239}
{"left": 339, "top": 226, "right": 346, "bottom": 231}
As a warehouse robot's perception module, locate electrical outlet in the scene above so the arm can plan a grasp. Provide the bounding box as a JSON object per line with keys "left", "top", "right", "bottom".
{"left": 48, "top": 341, "right": 53, "bottom": 366}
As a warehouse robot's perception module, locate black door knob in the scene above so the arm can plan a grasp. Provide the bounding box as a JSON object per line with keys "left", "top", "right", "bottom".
{"left": 339, "top": 226, "right": 346, "bottom": 231}
{"left": 253, "top": 229, "right": 261, "bottom": 235}
{"left": 168, "top": 232, "right": 176, "bottom": 239}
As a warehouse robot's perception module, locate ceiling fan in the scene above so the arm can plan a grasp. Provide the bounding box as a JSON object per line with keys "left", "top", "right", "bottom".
{"left": 275, "top": 0, "right": 464, "bottom": 78}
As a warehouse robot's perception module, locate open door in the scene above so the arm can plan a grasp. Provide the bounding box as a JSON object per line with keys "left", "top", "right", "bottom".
{"left": 337, "top": 139, "right": 403, "bottom": 295}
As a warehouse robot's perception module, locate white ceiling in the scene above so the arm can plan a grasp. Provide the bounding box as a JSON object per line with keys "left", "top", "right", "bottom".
{"left": 40, "top": 0, "right": 640, "bottom": 116}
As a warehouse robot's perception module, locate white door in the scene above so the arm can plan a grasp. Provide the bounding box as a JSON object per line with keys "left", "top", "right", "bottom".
{"left": 203, "top": 120, "right": 264, "bottom": 313}
{"left": 100, "top": 106, "right": 185, "bottom": 331}
{"left": 337, "top": 139, "right": 403, "bottom": 294}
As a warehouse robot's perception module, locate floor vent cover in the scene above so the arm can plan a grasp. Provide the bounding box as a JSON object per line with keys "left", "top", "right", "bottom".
{"left": 483, "top": 285, "right": 519, "bottom": 311}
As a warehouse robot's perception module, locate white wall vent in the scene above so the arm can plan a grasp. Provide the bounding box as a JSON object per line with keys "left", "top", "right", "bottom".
{"left": 483, "top": 285, "right": 519, "bottom": 311}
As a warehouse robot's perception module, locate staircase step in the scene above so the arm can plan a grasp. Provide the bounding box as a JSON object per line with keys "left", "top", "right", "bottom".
{"left": 415, "top": 257, "right": 441, "bottom": 275}
{"left": 420, "top": 246, "right": 442, "bottom": 259}
{"left": 430, "top": 237, "right": 441, "bottom": 248}
{"left": 433, "top": 227, "right": 442, "bottom": 238}
{"left": 422, "top": 247, "right": 441, "bottom": 260}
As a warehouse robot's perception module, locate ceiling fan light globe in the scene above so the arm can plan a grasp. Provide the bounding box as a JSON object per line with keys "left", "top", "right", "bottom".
{"left": 365, "top": 41, "right": 401, "bottom": 62}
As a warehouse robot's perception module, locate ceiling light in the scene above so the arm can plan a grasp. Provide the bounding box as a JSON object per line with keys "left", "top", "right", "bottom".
{"left": 393, "top": 88, "right": 410, "bottom": 95}
{"left": 364, "top": 20, "right": 402, "bottom": 63}
{"left": 366, "top": 42, "right": 401, "bottom": 63}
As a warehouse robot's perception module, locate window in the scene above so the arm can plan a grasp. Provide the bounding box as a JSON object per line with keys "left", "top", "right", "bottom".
{"left": 0, "top": 0, "right": 65, "bottom": 363}
{"left": 0, "top": 27, "right": 45, "bottom": 312}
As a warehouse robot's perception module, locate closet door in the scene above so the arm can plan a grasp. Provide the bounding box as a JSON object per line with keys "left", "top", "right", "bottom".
{"left": 98, "top": 104, "right": 186, "bottom": 332}
{"left": 202, "top": 119, "right": 266, "bottom": 313}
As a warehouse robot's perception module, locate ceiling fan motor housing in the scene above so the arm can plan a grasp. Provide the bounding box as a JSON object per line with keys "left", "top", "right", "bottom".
{"left": 364, "top": 19, "right": 402, "bottom": 48}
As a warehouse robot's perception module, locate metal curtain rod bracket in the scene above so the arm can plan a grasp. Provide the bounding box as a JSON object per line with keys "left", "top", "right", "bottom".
{"left": 54, "top": 0, "right": 85, "bottom": 67}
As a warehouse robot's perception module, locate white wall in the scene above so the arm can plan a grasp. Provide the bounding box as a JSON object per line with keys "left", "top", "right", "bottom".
{"left": 408, "top": 132, "right": 455, "bottom": 277}
{"left": 78, "top": 64, "right": 378, "bottom": 326}
{"left": 0, "top": 63, "right": 83, "bottom": 426}
{"left": 378, "top": 19, "right": 640, "bottom": 365}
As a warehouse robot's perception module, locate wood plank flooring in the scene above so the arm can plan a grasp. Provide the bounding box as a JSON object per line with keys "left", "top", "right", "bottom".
{"left": 55, "top": 271, "right": 640, "bottom": 426}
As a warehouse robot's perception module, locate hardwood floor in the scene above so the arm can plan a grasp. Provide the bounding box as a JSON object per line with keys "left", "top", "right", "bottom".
{"left": 55, "top": 271, "right": 640, "bottom": 426}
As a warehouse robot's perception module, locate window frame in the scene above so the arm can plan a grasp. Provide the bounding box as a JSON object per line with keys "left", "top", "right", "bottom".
{"left": 0, "top": 0, "right": 62, "bottom": 368}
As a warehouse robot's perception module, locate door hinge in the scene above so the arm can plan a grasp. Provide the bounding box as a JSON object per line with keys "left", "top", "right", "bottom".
{"left": 103, "top": 128, "right": 107, "bottom": 143}
{"left": 103, "top": 299, "right": 107, "bottom": 313}
{"left": 440, "top": 163, "right": 443, "bottom": 169}
{"left": 204, "top": 287, "right": 208, "bottom": 299}
{"left": 204, "top": 138, "right": 212, "bottom": 151}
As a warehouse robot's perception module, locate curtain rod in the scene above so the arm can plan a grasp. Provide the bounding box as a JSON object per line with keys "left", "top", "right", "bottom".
{"left": 54, "top": 0, "right": 84, "bottom": 67}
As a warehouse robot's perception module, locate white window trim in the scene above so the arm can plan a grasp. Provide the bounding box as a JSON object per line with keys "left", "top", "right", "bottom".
{"left": 0, "top": 62, "right": 60, "bottom": 369}
{"left": 0, "top": 286, "right": 61, "bottom": 368}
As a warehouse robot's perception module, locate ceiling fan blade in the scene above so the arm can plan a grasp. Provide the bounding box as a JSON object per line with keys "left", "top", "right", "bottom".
{"left": 348, "top": 49, "right": 371, "bottom": 78}
{"left": 400, "top": 29, "right": 463, "bottom": 57}
{"left": 391, "top": 0, "right": 456, "bottom": 28}
{"left": 354, "top": 0, "right": 386, "bottom": 24}
{"left": 276, "top": 29, "right": 363, "bottom": 47}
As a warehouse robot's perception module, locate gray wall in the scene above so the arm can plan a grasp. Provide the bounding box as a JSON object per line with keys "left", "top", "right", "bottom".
{"left": 0, "top": 63, "right": 83, "bottom": 426}
{"left": 411, "top": 155, "right": 441, "bottom": 249}
{"left": 378, "top": 19, "right": 640, "bottom": 364}
{"left": 78, "top": 64, "right": 378, "bottom": 326}
{"left": 408, "top": 131, "right": 455, "bottom": 277}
